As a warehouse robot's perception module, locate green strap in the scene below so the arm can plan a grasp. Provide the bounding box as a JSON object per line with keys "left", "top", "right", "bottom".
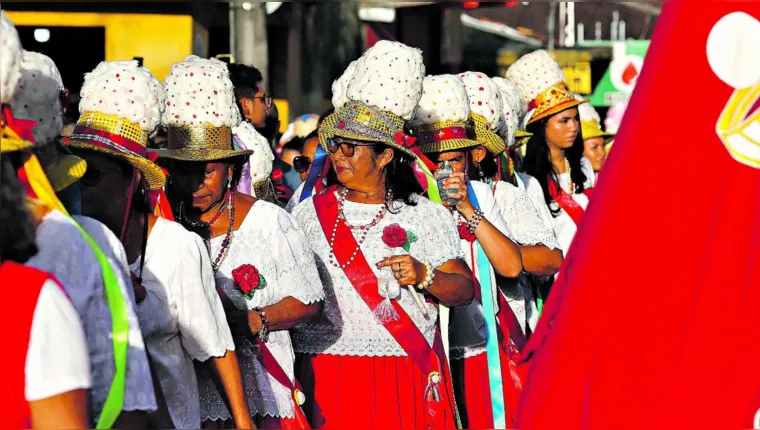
{"left": 536, "top": 286, "right": 544, "bottom": 318}
{"left": 71, "top": 218, "right": 129, "bottom": 429}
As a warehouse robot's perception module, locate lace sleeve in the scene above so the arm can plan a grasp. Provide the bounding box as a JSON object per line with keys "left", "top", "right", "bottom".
{"left": 495, "top": 182, "right": 560, "bottom": 250}
{"left": 270, "top": 208, "right": 325, "bottom": 305}
{"left": 412, "top": 197, "right": 465, "bottom": 269}
{"left": 581, "top": 156, "right": 596, "bottom": 189}
{"left": 472, "top": 180, "right": 515, "bottom": 241}
{"left": 174, "top": 230, "right": 235, "bottom": 361}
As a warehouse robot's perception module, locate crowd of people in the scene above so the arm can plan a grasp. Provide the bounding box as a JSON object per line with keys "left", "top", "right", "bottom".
{"left": 1, "top": 9, "right": 616, "bottom": 430}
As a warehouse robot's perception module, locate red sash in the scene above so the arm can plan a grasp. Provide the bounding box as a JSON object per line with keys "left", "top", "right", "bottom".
{"left": 548, "top": 179, "right": 594, "bottom": 226}
{"left": 313, "top": 186, "right": 455, "bottom": 427}
{"left": 215, "top": 287, "right": 311, "bottom": 428}
{"left": 1, "top": 262, "right": 56, "bottom": 429}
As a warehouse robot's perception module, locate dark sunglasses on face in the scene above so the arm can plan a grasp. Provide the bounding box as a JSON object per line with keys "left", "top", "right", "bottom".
{"left": 327, "top": 138, "right": 374, "bottom": 158}
{"left": 293, "top": 156, "right": 312, "bottom": 173}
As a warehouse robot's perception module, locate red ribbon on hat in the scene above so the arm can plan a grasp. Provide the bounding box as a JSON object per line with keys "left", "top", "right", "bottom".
{"left": 395, "top": 131, "right": 438, "bottom": 193}
{"left": 145, "top": 151, "right": 174, "bottom": 221}
{"left": 2, "top": 106, "right": 37, "bottom": 143}
{"left": 415, "top": 125, "right": 469, "bottom": 147}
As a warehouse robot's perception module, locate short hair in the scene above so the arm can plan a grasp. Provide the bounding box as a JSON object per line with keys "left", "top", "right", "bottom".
{"left": 227, "top": 63, "right": 263, "bottom": 101}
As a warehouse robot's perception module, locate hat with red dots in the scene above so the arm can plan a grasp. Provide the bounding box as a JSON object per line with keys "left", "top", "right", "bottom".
{"left": 459, "top": 71, "right": 506, "bottom": 155}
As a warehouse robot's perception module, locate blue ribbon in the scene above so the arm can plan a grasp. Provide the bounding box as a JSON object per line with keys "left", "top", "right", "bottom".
{"left": 301, "top": 144, "right": 328, "bottom": 202}
{"left": 466, "top": 182, "right": 507, "bottom": 429}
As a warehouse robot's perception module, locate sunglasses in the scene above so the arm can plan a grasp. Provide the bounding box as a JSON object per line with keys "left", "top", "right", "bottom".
{"left": 327, "top": 138, "right": 374, "bottom": 158}
{"left": 293, "top": 156, "right": 312, "bottom": 174}
{"left": 253, "top": 94, "right": 273, "bottom": 109}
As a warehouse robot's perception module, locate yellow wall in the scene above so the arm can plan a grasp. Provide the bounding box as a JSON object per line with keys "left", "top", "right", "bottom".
{"left": 5, "top": 11, "right": 193, "bottom": 81}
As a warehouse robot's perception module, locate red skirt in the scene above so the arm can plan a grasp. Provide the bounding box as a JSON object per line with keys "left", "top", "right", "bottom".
{"left": 451, "top": 353, "right": 495, "bottom": 429}
{"left": 296, "top": 353, "right": 457, "bottom": 429}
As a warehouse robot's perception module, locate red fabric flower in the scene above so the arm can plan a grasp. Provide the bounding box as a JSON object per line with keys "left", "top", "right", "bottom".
{"left": 232, "top": 264, "right": 263, "bottom": 297}
{"left": 458, "top": 222, "right": 476, "bottom": 243}
{"left": 382, "top": 223, "right": 408, "bottom": 248}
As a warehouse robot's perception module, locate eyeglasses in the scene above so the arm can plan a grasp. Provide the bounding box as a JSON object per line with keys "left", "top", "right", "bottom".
{"left": 293, "top": 156, "right": 312, "bottom": 174}
{"left": 253, "top": 94, "right": 273, "bottom": 109}
{"left": 327, "top": 138, "right": 374, "bottom": 158}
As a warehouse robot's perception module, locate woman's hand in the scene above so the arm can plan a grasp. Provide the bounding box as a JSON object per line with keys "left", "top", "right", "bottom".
{"left": 376, "top": 255, "right": 427, "bottom": 287}
{"left": 443, "top": 172, "right": 475, "bottom": 218}
{"left": 130, "top": 271, "right": 147, "bottom": 304}
{"left": 246, "top": 310, "right": 263, "bottom": 336}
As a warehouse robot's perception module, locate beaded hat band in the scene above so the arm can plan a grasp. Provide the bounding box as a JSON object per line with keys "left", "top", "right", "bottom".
{"left": 413, "top": 120, "right": 480, "bottom": 154}
{"left": 471, "top": 113, "right": 507, "bottom": 155}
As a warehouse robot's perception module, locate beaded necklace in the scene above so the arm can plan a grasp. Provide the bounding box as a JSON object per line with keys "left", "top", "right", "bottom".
{"left": 211, "top": 190, "right": 236, "bottom": 273}
{"left": 328, "top": 187, "right": 389, "bottom": 269}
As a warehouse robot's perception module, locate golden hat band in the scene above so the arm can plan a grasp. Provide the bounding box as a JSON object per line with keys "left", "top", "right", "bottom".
{"left": 157, "top": 124, "right": 254, "bottom": 162}
{"left": 471, "top": 113, "right": 506, "bottom": 155}
{"left": 526, "top": 81, "right": 587, "bottom": 125}
{"left": 717, "top": 82, "right": 760, "bottom": 169}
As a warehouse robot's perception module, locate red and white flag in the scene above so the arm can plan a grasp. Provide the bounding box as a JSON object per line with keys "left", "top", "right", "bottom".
{"left": 517, "top": 1, "right": 760, "bottom": 428}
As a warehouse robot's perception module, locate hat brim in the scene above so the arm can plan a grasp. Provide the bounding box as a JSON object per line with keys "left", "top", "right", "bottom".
{"left": 318, "top": 110, "right": 416, "bottom": 158}
{"left": 66, "top": 139, "right": 167, "bottom": 190}
{"left": 47, "top": 154, "right": 87, "bottom": 192}
{"left": 527, "top": 99, "right": 587, "bottom": 125}
{"left": 156, "top": 148, "right": 254, "bottom": 163}
{"left": 419, "top": 138, "right": 481, "bottom": 154}
{"left": 1, "top": 137, "right": 35, "bottom": 153}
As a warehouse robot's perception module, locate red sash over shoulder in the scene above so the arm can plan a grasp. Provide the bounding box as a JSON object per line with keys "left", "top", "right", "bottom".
{"left": 0, "top": 262, "right": 56, "bottom": 429}
{"left": 548, "top": 179, "right": 594, "bottom": 226}
{"left": 312, "top": 186, "right": 456, "bottom": 428}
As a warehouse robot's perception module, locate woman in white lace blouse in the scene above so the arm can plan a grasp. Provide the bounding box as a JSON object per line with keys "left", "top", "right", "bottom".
{"left": 291, "top": 41, "right": 474, "bottom": 429}
{"left": 162, "top": 104, "right": 324, "bottom": 426}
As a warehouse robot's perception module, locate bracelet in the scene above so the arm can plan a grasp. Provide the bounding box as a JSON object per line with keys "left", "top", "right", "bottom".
{"left": 416, "top": 260, "right": 435, "bottom": 290}
{"left": 467, "top": 208, "right": 484, "bottom": 234}
{"left": 252, "top": 307, "right": 269, "bottom": 343}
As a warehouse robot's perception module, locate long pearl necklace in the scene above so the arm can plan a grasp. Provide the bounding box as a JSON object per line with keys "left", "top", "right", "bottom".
{"left": 561, "top": 157, "right": 576, "bottom": 194}
{"left": 328, "top": 187, "right": 388, "bottom": 269}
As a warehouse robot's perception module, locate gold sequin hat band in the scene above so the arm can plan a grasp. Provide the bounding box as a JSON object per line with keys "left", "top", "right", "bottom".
{"left": 65, "top": 111, "right": 166, "bottom": 190}
{"left": 157, "top": 124, "right": 253, "bottom": 162}
{"left": 413, "top": 120, "right": 481, "bottom": 154}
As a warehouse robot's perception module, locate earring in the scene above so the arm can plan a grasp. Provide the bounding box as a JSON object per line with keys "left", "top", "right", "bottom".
{"left": 227, "top": 175, "right": 233, "bottom": 189}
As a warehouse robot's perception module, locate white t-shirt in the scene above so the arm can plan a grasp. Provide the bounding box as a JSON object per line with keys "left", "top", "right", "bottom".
{"left": 25, "top": 280, "right": 91, "bottom": 401}
{"left": 129, "top": 217, "right": 235, "bottom": 429}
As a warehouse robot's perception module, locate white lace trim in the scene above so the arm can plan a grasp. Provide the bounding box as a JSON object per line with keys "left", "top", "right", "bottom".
{"left": 291, "top": 193, "right": 464, "bottom": 357}
{"left": 493, "top": 181, "right": 560, "bottom": 250}
{"left": 200, "top": 202, "right": 323, "bottom": 419}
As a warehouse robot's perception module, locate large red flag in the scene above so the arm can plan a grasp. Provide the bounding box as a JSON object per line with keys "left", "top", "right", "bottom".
{"left": 517, "top": 1, "right": 760, "bottom": 428}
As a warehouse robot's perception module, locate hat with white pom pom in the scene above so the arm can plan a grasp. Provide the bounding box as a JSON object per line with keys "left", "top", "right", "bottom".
{"left": 11, "top": 51, "right": 88, "bottom": 191}
{"left": 576, "top": 94, "right": 614, "bottom": 143}
{"left": 331, "top": 60, "right": 357, "bottom": 111}
{"left": 506, "top": 49, "right": 586, "bottom": 126}
{"left": 319, "top": 40, "right": 425, "bottom": 158}
{"left": 158, "top": 55, "right": 253, "bottom": 162}
{"left": 459, "top": 71, "right": 506, "bottom": 155}
{"left": 410, "top": 74, "right": 480, "bottom": 154}
{"left": 66, "top": 60, "right": 167, "bottom": 190}
{"left": 491, "top": 75, "right": 533, "bottom": 148}
{"left": 0, "top": 11, "right": 36, "bottom": 153}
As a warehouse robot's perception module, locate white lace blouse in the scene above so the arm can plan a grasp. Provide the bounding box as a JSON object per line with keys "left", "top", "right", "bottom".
{"left": 449, "top": 181, "right": 514, "bottom": 360}
{"left": 291, "top": 192, "right": 464, "bottom": 357}
{"left": 26, "top": 211, "right": 157, "bottom": 424}
{"left": 198, "top": 201, "right": 325, "bottom": 420}
{"left": 129, "top": 217, "right": 235, "bottom": 429}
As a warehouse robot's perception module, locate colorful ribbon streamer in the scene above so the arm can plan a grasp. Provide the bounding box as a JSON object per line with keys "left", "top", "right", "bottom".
{"left": 20, "top": 155, "right": 128, "bottom": 429}
{"left": 467, "top": 182, "right": 507, "bottom": 429}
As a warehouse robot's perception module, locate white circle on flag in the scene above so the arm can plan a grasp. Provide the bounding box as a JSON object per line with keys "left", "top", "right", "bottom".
{"left": 707, "top": 12, "right": 760, "bottom": 89}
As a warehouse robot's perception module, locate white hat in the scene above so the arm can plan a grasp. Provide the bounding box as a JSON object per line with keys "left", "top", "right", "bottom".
{"left": 345, "top": 40, "right": 425, "bottom": 121}
{"left": 320, "top": 40, "right": 425, "bottom": 157}
{"left": 492, "top": 76, "right": 525, "bottom": 148}
{"left": 0, "top": 11, "right": 22, "bottom": 105}
{"left": 459, "top": 71, "right": 506, "bottom": 154}
{"left": 506, "top": 49, "right": 586, "bottom": 125}
{"left": 162, "top": 55, "right": 240, "bottom": 129}
{"left": 232, "top": 121, "right": 273, "bottom": 184}
{"left": 331, "top": 60, "right": 358, "bottom": 110}
{"left": 79, "top": 60, "right": 165, "bottom": 134}
{"left": 410, "top": 74, "right": 479, "bottom": 153}
{"left": 10, "top": 51, "right": 64, "bottom": 146}
{"left": 67, "top": 60, "right": 167, "bottom": 190}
